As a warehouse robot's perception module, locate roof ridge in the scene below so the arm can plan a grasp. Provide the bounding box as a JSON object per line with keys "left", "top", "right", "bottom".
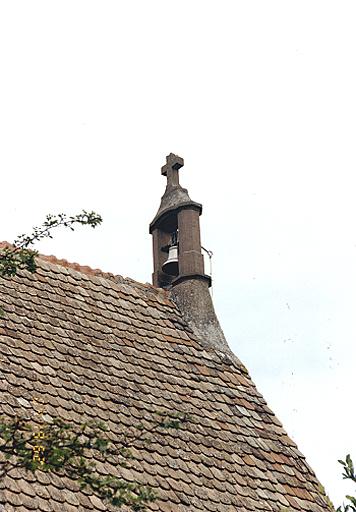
{"left": 0, "top": 240, "right": 167, "bottom": 298}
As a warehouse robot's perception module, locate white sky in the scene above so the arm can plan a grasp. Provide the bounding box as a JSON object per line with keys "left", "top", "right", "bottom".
{"left": 1, "top": 1, "right": 355, "bottom": 506}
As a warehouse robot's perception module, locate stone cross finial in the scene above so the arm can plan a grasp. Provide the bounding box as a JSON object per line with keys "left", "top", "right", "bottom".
{"left": 161, "top": 153, "right": 184, "bottom": 189}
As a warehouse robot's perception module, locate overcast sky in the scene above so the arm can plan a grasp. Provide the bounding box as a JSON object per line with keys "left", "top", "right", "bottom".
{"left": 1, "top": 1, "right": 355, "bottom": 506}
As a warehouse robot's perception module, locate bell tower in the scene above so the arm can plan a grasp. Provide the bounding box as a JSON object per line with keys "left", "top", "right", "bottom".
{"left": 150, "top": 154, "right": 228, "bottom": 352}
{"left": 149, "top": 153, "right": 211, "bottom": 290}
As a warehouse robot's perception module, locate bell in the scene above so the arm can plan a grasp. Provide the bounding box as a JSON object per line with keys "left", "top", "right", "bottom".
{"left": 162, "top": 244, "right": 179, "bottom": 276}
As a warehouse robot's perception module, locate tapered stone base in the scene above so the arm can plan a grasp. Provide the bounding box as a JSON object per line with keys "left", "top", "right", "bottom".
{"left": 171, "top": 277, "right": 230, "bottom": 352}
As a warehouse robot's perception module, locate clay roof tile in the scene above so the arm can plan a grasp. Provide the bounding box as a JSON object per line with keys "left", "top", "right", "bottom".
{"left": 0, "top": 249, "right": 334, "bottom": 511}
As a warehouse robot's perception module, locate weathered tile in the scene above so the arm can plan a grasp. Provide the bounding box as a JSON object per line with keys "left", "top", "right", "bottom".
{"left": 0, "top": 257, "right": 334, "bottom": 511}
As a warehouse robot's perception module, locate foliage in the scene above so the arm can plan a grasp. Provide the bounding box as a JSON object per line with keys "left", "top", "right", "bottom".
{"left": 0, "top": 210, "right": 102, "bottom": 278}
{"left": 337, "top": 455, "right": 356, "bottom": 512}
{"left": 0, "top": 412, "right": 188, "bottom": 510}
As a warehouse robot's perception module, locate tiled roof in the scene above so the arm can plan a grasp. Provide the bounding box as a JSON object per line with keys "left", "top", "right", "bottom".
{"left": 0, "top": 253, "right": 334, "bottom": 511}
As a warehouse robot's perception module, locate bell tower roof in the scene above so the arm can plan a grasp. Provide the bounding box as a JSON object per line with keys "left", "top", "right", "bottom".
{"left": 149, "top": 153, "right": 202, "bottom": 234}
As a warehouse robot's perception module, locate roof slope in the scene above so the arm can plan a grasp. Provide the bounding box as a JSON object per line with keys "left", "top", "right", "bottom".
{"left": 0, "top": 256, "right": 333, "bottom": 512}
